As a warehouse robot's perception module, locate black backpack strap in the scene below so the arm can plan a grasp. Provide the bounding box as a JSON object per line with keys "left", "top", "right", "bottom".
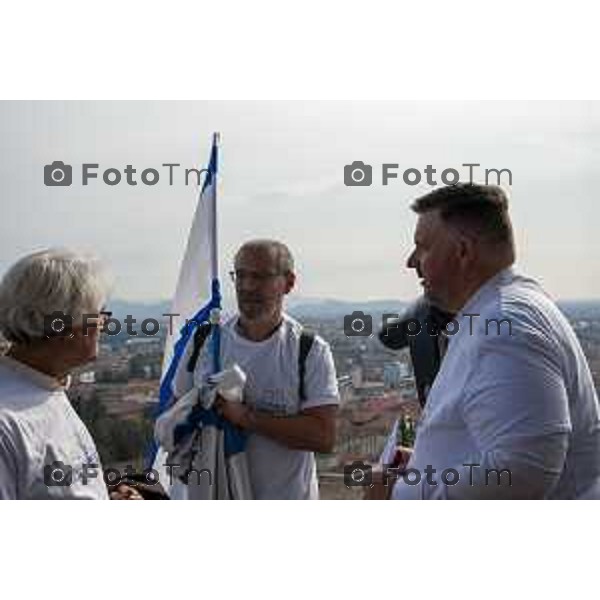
{"left": 298, "top": 330, "right": 315, "bottom": 402}
{"left": 186, "top": 322, "right": 213, "bottom": 373}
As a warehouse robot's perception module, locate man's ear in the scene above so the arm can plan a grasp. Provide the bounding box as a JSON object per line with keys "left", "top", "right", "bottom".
{"left": 284, "top": 271, "right": 296, "bottom": 295}
{"left": 457, "top": 233, "right": 478, "bottom": 267}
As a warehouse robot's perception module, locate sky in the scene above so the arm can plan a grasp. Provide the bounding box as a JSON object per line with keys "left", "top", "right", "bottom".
{"left": 0, "top": 100, "right": 599, "bottom": 305}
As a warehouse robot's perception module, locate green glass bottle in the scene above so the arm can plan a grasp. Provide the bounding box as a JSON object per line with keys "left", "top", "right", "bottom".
{"left": 398, "top": 416, "right": 407, "bottom": 446}
{"left": 404, "top": 416, "right": 416, "bottom": 447}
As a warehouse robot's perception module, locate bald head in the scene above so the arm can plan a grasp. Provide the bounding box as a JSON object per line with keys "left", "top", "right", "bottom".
{"left": 235, "top": 239, "right": 294, "bottom": 274}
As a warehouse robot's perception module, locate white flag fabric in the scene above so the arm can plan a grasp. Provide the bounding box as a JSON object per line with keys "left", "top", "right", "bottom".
{"left": 161, "top": 134, "right": 219, "bottom": 375}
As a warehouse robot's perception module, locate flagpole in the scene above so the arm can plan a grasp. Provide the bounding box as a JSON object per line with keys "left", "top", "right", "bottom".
{"left": 211, "top": 132, "right": 220, "bottom": 278}
{"left": 209, "top": 132, "right": 222, "bottom": 374}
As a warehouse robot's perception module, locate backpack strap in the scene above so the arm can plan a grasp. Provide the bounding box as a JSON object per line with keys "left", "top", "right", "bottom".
{"left": 186, "top": 322, "right": 213, "bottom": 373}
{"left": 298, "top": 330, "right": 315, "bottom": 402}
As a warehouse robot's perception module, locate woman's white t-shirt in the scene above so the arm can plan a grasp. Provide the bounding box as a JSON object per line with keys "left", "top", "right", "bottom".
{"left": 0, "top": 356, "right": 108, "bottom": 500}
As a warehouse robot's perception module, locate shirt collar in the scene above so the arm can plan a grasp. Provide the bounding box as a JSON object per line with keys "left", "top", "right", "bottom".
{"left": 459, "top": 266, "right": 517, "bottom": 316}
{"left": 233, "top": 313, "right": 287, "bottom": 344}
{"left": 0, "top": 355, "right": 72, "bottom": 391}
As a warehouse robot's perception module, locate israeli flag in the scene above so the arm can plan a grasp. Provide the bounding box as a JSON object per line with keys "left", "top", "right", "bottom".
{"left": 150, "top": 134, "right": 252, "bottom": 499}
{"left": 149, "top": 134, "right": 251, "bottom": 499}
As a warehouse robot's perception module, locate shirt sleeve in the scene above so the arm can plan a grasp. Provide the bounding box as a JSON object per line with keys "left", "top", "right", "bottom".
{"left": 396, "top": 325, "right": 571, "bottom": 499}
{"left": 0, "top": 421, "right": 19, "bottom": 500}
{"left": 301, "top": 339, "right": 340, "bottom": 410}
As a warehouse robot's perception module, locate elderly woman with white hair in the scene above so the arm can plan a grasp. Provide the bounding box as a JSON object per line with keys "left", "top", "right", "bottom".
{"left": 0, "top": 248, "right": 141, "bottom": 499}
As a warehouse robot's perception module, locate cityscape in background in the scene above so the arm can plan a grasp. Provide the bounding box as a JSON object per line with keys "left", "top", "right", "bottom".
{"left": 2, "top": 298, "right": 599, "bottom": 499}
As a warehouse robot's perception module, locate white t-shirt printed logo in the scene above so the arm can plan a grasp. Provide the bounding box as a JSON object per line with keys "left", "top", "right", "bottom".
{"left": 245, "top": 381, "right": 296, "bottom": 416}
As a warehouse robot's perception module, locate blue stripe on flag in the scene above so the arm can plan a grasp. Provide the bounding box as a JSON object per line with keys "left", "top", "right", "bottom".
{"left": 146, "top": 278, "right": 221, "bottom": 465}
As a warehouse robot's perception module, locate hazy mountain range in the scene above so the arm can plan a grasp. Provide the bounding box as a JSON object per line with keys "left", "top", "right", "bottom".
{"left": 108, "top": 297, "right": 600, "bottom": 322}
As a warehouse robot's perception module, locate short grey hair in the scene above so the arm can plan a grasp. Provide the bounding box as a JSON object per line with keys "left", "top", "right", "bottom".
{"left": 235, "top": 239, "right": 294, "bottom": 274}
{"left": 411, "top": 183, "right": 514, "bottom": 247}
{"left": 0, "top": 248, "right": 110, "bottom": 343}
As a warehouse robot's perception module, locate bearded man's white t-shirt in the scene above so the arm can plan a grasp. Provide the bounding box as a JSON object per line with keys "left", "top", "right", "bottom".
{"left": 192, "top": 313, "right": 340, "bottom": 499}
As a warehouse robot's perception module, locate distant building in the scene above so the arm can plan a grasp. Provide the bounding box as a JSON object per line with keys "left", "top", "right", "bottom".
{"left": 353, "top": 381, "right": 386, "bottom": 399}
{"left": 383, "top": 361, "right": 409, "bottom": 389}
{"left": 78, "top": 371, "right": 96, "bottom": 384}
{"left": 337, "top": 375, "right": 353, "bottom": 405}
{"left": 125, "top": 337, "right": 162, "bottom": 355}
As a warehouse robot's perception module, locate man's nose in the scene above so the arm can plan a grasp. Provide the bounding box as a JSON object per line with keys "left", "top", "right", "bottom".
{"left": 236, "top": 275, "right": 258, "bottom": 293}
{"left": 406, "top": 250, "right": 417, "bottom": 270}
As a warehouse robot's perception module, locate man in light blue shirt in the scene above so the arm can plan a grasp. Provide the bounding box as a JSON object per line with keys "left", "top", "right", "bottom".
{"left": 389, "top": 183, "right": 600, "bottom": 499}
